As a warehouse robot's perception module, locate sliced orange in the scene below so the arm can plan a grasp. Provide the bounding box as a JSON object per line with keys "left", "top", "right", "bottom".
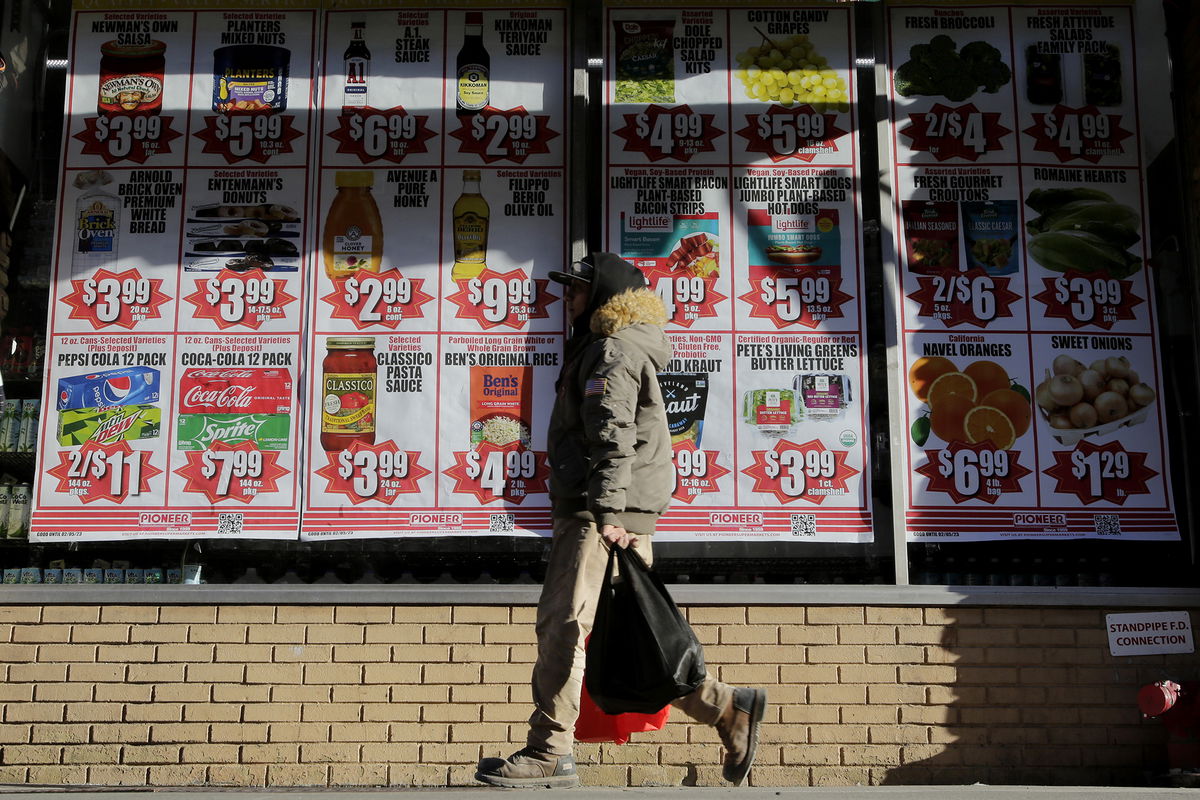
{"left": 964, "top": 360, "right": 1010, "bottom": 399}
{"left": 929, "top": 393, "right": 975, "bottom": 444}
{"left": 908, "top": 356, "right": 957, "bottom": 402}
{"left": 981, "top": 388, "right": 1031, "bottom": 437}
{"left": 964, "top": 405, "right": 1017, "bottom": 450}
{"left": 927, "top": 371, "right": 978, "bottom": 408}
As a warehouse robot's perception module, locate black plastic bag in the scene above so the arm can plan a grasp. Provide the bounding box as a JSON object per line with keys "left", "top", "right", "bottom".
{"left": 585, "top": 545, "right": 705, "bottom": 714}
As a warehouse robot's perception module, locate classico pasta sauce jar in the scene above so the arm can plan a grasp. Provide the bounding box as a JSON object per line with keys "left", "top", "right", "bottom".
{"left": 321, "top": 337, "right": 376, "bottom": 451}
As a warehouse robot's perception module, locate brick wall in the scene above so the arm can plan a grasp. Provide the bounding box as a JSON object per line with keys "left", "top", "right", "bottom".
{"left": 0, "top": 603, "right": 1191, "bottom": 788}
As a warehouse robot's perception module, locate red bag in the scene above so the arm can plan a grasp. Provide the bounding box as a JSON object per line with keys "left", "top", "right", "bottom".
{"left": 575, "top": 636, "right": 670, "bottom": 744}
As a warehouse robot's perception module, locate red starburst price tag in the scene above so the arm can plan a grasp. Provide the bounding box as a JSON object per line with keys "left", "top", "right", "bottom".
{"left": 643, "top": 267, "right": 726, "bottom": 329}
{"left": 194, "top": 112, "right": 304, "bottom": 164}
{"left": 899, "top": 102, "right": 1011, "bottom": 161}
{"left": 743, "top": 439, "right": 859, "bottom": 505}
{"left": 671, "top": 440, "right": 730, "bottom": 504}
{"left": 447, "top": 268, "right": 555, "bottom": 330}
{"left": 736, "top": 105, "right": 848, "bottom": 163}
{"left": 1025, "top": 104, "right": 1133, "bottom": 164}
{"left": 449, "top": 106, "right": 559, "bottom": 164}
{"left": 906, "top": 267, "right": 1021, "bottom": 329}
{"left": 47, "top": 441, "right": 161, "bottom": 504}
{"left": 916, "top": 441, "right": 1033, "bottom": 504}
{"left": 314, "top": 440, "right": 431, "bottom": 505}
{"left": 1032, "top": 271, "right": 1143, "bottom": 331}
{"left": 184, "top": 268, "right": 296, "bottom": 330}
{"left": 174, "top": 440, "right": 289, "bottom": 504}
{"left": 1043, "top": 439, "right": 1157, "bottom": 505}
{"left": 74, "top": 115, "right": 182, "bottom": 164}
{"left": 322, "top": 271, "right": 435, "bottom": 330}
{"left": 61, "top": 268, "right": 171, "bottom": 330}
{"left": 613, "top": 104, "right": 724, "bottom": 162}
{"left": 739, "top": 265, "right": 852, "bottom": 330}
{"left": 328, "top": 106, "right": 437, "bottom": 164}
{"left": 444, "top": 442, "right": 549, "bottom": 505}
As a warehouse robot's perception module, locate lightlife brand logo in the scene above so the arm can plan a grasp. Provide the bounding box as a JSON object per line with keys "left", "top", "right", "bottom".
{"left": 626, "top": 215, "right": 673, "bottom": 232}
{"left": 772, "top": 216, "right": 813, "bottom": 233}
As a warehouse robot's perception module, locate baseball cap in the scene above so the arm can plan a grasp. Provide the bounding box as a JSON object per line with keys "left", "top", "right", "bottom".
{"left": 548, "top": 259, "right": 594, "bottom": 285}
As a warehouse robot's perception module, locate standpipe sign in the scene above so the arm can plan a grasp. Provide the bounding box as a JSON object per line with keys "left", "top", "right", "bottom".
{"left": 1106, "top": 611, "right": 1194, "bottom": 657}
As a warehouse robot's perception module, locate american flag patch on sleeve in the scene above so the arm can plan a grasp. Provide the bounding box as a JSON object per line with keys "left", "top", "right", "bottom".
{"left": 585, "top": 377, "right": 608, "bottom": 397}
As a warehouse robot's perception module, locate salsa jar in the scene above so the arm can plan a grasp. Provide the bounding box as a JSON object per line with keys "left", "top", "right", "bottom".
{"left": 98, "top": 40, "right": 166, "bottom": 116}
{"left": 321, "top": 337, "right": 376, "bottom": 451}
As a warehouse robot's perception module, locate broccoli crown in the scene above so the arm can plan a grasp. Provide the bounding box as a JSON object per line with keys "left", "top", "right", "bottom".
{"left": 929, "top": 34, "right": 958, "bottom": 53}
{"left": 893, "top": 59, "right": 939, "bottom": 97}
{"left": 940, "top": 70, "right": 979, "bottom": 103}
{"left": 894, "top": 36, "right": 1012, "bottom": 99}
{"left": 959, "top": 40, "right": 1002, "bottom": 65}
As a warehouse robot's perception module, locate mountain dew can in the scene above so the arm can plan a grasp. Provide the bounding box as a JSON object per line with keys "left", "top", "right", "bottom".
{"left": 175, "top": 413, "right": 291, "bottom": 451}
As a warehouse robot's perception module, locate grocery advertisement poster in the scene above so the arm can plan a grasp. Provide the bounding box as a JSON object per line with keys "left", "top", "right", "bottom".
{"left": 32, "top": 3, "right": 316, "bottom": 540}
{"left": 604, "top": 3, "right": 873, "bottom": 542}
{"left": 886, "top": 2, "right": 1179, "bottom": 541}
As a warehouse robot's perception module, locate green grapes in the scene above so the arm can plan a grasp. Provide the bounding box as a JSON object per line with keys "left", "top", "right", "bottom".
{"left": 735, "top": 34, "right": 849, "bottom": 112}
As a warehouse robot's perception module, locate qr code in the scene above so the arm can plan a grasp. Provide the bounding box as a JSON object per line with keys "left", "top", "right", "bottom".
{"left": 1094, "top": 514, "right": 1121, "bottom": 536}
{"left": 790, "top": 514, "right": 817, "bottom": 537}
{"left": 489, "top": 513, "right": 516, "bottom": 533}
{"left": 216, "top": 513, "right": 244, "bottom": 535}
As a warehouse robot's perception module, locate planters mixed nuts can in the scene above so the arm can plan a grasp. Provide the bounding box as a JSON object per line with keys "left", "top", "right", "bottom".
{"left": 213, "top": 45, "right": 290, "bottom": 113}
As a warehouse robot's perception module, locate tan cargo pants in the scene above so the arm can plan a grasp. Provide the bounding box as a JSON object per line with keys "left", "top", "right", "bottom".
{"left": 526, "top": 517, "right": 734, "bottom": 755}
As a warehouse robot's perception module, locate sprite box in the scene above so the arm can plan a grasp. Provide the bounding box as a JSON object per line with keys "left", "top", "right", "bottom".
{"left": 57, "top": 405, "right": 161, "bottom": 446}
{"left": 175, "top": 413, "right": 291, "bottom": 451}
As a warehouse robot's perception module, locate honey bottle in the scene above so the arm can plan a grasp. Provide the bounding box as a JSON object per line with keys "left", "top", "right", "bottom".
{"left": 323, "top": 171, "right": 383, "bottom": 280}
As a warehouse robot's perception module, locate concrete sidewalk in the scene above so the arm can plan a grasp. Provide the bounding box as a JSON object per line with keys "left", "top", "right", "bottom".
{"left": 1, "top": 787, "right": 1198, "bottom": 798}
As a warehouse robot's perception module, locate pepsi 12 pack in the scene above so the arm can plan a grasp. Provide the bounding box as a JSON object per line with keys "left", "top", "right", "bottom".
{"left": 57, "top": 366, "right": 161, "bottom": 411}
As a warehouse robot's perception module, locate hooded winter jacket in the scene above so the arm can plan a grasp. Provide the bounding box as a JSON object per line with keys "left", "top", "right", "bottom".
{"left": 548, "top": 253, "right": 673, "bottom": 534}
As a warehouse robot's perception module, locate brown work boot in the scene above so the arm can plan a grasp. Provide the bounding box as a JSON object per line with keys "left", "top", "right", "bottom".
{"left": 474, "top": 747, "right": 579, "bottom": 789}
{"left": 715, "top": 687, "right": 767, "bottom": 786}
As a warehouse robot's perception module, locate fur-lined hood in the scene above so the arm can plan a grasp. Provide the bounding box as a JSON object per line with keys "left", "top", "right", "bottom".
{"left": 590, "top": 287, "right": 668, "bottom": 336}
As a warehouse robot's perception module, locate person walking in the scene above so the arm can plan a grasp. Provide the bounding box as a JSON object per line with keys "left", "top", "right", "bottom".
{"left": 475, "top": 252, "right": 767, "bottom": 789}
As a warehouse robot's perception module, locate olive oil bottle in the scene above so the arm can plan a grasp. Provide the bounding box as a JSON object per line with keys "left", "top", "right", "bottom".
{"left": 451, "top": 170, "right": 489, "bottom": 281}
{"left": 455, "top": 11, "right": 489, "bottom": 116}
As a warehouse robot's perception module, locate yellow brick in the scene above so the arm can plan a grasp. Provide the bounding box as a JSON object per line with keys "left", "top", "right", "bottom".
{"left": 181, "top": 744, "right": 239, "bottom": 763}
{"left": 210, "top": 723, "right": 269, "bottom": 743}
{"left": 956, "top": 665, "right": 1018, "bottom": 684}
{"left": 6, "top": 704, "right": 64, "bottom": 723}
{"left": 148, "top": 765, "right": 207, "bottom": 785}
{"left": 898, "top": 665, "right": 956, "bottom": 683}
{"left": 783, "top": 743, "right": 839, "bottom": 765}
{"left": 334, "top": 607, "right": 392, "bottom": 624}
{"left": 266, "top": 764, "right": 327, "bottom": 786}
{"left": 96, "top": 644, "right": 155, "bottom": 663}
{"left": 268, "top": 723, "right": 331, "bottom": 743}
{"left": 481, "top": 663, "right": 528, "bottom": 683}
{"left": 392, "top": 607, "right": 452, "bottom": 624}
{"left": 128, "top": 664, "right": 187, "bottom": 683}
{"left": 718, "top": 626, "right": 778, "bottom": 645}
{"left": 867, "top": 685, "right": 925, "bottom": 704}
{"left": 214, "top": 644, "right": 272, "bottom": 662}
{"left": 158, "top": 607, "right": 217, "bottom": 624}
{"left": 899, "top": 705, "right": 956, "bottom": 724}
{"left": 0, "top": 608, "right": 40, "bottom": 623}
{"left": 213, "top": 684, "right": 269, "bottom": 703}
{"left": 924, "top": 607, "right": 982, "bottom": 625}
{"left": 62, "top": 743, "right": 122, "bottom": 762}
{"left": 630, "top": 764, "right": 686, "bottom": 785}
{"left": 843, "top": 744, "right": 900, "bottom": 765}
{"left": 898, "top": 627, "right": 943, "bottom": 645}
{"left": 305, "top": 626, "right": 363, "bottom": 644}
{"left": 808, "top": 645, "right": 865, "bottom": 663}
{"left": 420, "top": 742, "right": 483, "bottom": 762}
{"left": 480, "top": 625, "right": 535, "bottom": 645}
{"left": 388, "top": 764, "right": 446, "bottom": 786}
{"left": 865, "top": 608, "right": 922, "bottom": 624}
{"left": 511, "top": 607, "right": 537, "bottom": 624}
{"left": 37, "top": 644, "right": 98, "bottom": 663}
{"left": 392, "top": 686, "right": 449, "bottom": 703}
{"left": 100, "top": 607, "right": 158, "bottom": 624}
{"left": 331, "top": 763, "right": 388, "bottom": 786}
{"left": 360, "top": 743, "right": 419, "bottom": 761}
{"left": 421, "top": 704, "right": 479, "bottom": 723}
{"left": 69, "top": 663, "right": 123, "bottom": 682}
{"left": 389, "top": 722, "right": 450, "bottom": 742}
{"left": 243, "top": 664, "right": 303, "bottom": 684}
{"left": 247, "top": 624, "right": 306, "bottom": 644}
{"left": 840, "top": 626, "right": 897, "bottom": 645}
{"left": 866, "top": 644, "right": 924, "bottom": 664}
{"left": 330, "top": 722, "right": 388, "bottom": 742}
{"left": 779, "top": 664, "right": 838, "bottom": 684}
{"left": 148, "top": 723, "right": 209, "bottom": 743}
{"left": 446, "top": 722, "right": 509, "bottom": 742}
{"left": 451, "top": 607, "right": 509, "bottom": 624}
{"left": 90, "top": 724, "right": 149, "bottom": 744}
{"left": 128, "top": 625, "right": 189, "bottom": 643}
{"left": 362, "top": 703, "right": 419, "bottom": 722}
{"left": 272, "top": 644, "right": 334, "bottom": 663}
{"left": 302, "top": 704, "right": 360, "bottom": 723}
{"left": 743, "top": 645, "right": 804, "bottom": 665}
{"left": 333, "top": 644, "right": 392, "bottom": 662}
{"left": 688, "top": 607, "right": 747, "bottom": 624}
{"left": 33, "top": 684, "right": 92, "bottom": 702}
{"left": 243, "top": 704, "right": 301, "bottom": 723}
{"left": 779, "top": 626, "right": 837, "bottom": 645}
{"left": 216, "top": 606, "right": 275, "bottom": 624}
{"left": 122, "top": 745, "right": 181, "bottom": 764}
{"left": 809, "top": 685, "right": 867, "bottom": 704}
{"left": 780, "top": 705, "right": 837, "bottom": 724}
{"left": 449, "top": 644, "right": 509, "bottom": 663}
{"left": 841, "top": 706, "right": 897, "bottom": 724}
{"left": 422, "top": 663, "right": 480, "bottom": 684}
{"left": 305, "top": 663, "right": 364, "bottom": 684}
{"left": 986, "top": 647, "right": 1044, "bottom": 664}
{"left": 300, "top": 742, "right": 360, "bottom": 762}
{"left": 808, "top": 607, "right": 865, "bottom": 625}
{"left": 752, "top": 766, "right": 816, "bottom": 786}
{"left": 363, "top": 624, "right": 424, "bottom": 644}
{"left": 12, "top": 625, "right": 73, "bottom": 643}
{"left": 153, "top": 684, "right": 210, "bottom": 703}
{"left": 125, "top": 705, "right": 183, "bottom": 723}
{"left": 508, "top": 645, "right": 537, "bottom": 663}
{"left": 0, "top": 684, "right": 33, "bottom": 702}
{"left": 242, "top": 743, "right": 300, "bottom": 763}
{"left": 30, "top": 724, "right": 88, "bottom": 744}
{"left": 808, "top": 724, "right": 867, "bottom": 743}
{"left": 449, "top": 685, "right": 507, "bottom": 703}
{"left": 424, "top": 624, "right": 484, "bottom": 644}
{"left": 183, "top": 704, "right": 241, "bottom": 722}
{"left": 718, "top": 664, "right": 777, "bottom": 684}
{"left": 155, "top": 644, "right": 215, "bottom": 663}
{"left": 28, "top": 766, "right": 87, "bottom": 783}
{"left": 89, "top": 765, "right": 151, "bottom": 785}
{"left": 9, "top": 664, "right": 63, "bottom": 683}
{"left": 208, "top": 764, "right": 267, "bottom": 785}
{"left": 272, "top": 607, "right": 333, "bottom": 624}
{"left": 275, "top": 685, "right": 331, "bottom": 703}
{"left": 2, "top": 744, "right": 62, "bottom": 763}
{"left": 331, "top": 685, "right": 389, "bottom": 703}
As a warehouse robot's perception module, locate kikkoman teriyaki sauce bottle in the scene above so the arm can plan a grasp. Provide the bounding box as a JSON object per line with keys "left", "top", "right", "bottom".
{"left": 323, "top": 171, "right": 383, "bottom": 280}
